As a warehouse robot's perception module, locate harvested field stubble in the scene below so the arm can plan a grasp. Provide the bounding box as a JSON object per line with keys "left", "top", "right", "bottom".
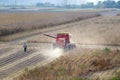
{"left": 15, "top": 48, "right": 120, "bottom": 80}
{"left": 24, "top": 15, "right": 120, "bottom": 46}
{"left": 0, "top": 11, "right": 100, "bottom": 38}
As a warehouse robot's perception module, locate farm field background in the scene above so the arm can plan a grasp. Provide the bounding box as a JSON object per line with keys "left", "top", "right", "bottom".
{"left": 0, "top": 10, "right": 101, "bottom": 41}
{"left": 14, "top": 10, "right": 120, "bottom": 80}
{"left": 0, "top": 9, "right": 120, "bottom": 80}
{"left": 27, "top": 15, "right": 120, "bottom": 46}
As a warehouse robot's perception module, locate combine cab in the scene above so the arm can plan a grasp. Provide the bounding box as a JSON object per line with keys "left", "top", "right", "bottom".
{"left": 44, "top": 33, "right": 76, "bottom": 51}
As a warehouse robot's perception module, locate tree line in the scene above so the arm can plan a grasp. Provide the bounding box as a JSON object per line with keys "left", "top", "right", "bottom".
{"left": 76, "top": 0, "right": 120, "bottom": 8}
{"left": 96, "top": 0, "right": 120, "bottom": 8}
{"left": 36, "top": 0, "right": 120, "bottom": 9}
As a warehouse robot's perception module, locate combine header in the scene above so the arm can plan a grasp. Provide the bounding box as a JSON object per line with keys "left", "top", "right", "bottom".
{"left": 44, "top": 32, "right": 76, "bottom": 51}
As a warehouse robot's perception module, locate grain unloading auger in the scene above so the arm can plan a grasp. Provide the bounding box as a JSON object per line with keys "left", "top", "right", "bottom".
{"left": 44, "top": 33, "right": 76, "bottom": 51}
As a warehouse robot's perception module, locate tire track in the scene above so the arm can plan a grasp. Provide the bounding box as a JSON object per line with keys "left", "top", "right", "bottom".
{"left": 0, "top": 48, "right": 20, "bottom": 59}
{"left": 0, "top": 49, "right": 36, "bottom": 67}
{"left": 0, "top": 48, "right": 13, "bottom": 56}
{"left": 0, "top": 53, "right": 46, "bottom": 79}
{"left": 0, "top": 49, "right": 45, "bottom": 72}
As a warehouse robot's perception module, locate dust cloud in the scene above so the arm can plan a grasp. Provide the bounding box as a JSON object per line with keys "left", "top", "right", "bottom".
{"left": 42, "top": 48, "right": 64, "bottom": 59}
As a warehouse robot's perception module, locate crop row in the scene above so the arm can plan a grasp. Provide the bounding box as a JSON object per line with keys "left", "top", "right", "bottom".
{"left": 15, "top": 48, "right": 120, "bottom": 80}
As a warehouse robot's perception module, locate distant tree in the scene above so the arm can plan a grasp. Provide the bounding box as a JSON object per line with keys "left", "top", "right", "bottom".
{"left": 80, "top": 4, "right": 87, "bottom": 8}
{"left": 96, "top": 1, "right": 104, "bottom": 8}
{"left": 116, "top": 1, "right": 120, "bottom": 8}
{"left": 87, "top": 2, "right": 94, "bottom": 8}
{"left": 102, "top": 0, "right": 117, "bottom": 8}
{"left": 36, "top": 2, "right": 55, "bottom": 7}
{"left": 36, "top": 3, "right": 44, "bottom": 7}
{"left": 81, "top": 2, "right": 95, "bottom": 8}
{"left": 96, "top": 0, "right": 118, "bottom": 8}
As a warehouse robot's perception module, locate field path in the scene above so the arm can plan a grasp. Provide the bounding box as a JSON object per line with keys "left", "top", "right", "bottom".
{"left": 0, "top": 43, "right": 57, "bottom": 80}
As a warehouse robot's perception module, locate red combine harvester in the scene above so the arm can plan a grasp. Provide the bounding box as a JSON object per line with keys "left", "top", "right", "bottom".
{"left": 44, "top": 33, "right": 76, "bottom": 51}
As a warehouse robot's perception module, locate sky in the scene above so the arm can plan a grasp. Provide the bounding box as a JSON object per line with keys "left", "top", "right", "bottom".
{"left": 0, "top": 0, "right": 120, "bottom": 5}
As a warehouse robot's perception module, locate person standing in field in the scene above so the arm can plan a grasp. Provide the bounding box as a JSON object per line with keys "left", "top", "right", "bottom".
{"left": 23, "top": 42, "right": 27, "bottom": 52}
